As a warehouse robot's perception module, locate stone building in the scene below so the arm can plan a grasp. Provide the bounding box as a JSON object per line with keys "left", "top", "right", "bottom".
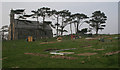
{"left": 8, "top": 9, "right": 53, "bottom": 40}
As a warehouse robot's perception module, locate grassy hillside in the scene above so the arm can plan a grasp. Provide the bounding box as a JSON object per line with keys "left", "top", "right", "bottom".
{"left": 2, "top": 34, "right": 120, "bottom": 68}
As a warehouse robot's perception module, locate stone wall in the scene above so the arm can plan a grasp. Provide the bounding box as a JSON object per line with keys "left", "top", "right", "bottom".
{"left": 14, "top": 28, "right": 53, "bottom": 40}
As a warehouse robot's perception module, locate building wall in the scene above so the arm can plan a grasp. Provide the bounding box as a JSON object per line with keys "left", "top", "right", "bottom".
{"left": 14, "top": 28, "right": 53, "bottom": 40}
{"left": 8, "top": 25, "right": 11, "bottom": 40}
{"left": 8, "top": 9, "right": 15, "bottom": 40}
{"left": 8, "top": 24, "right": 53, "bottom": 40}
{"left": 8, "top": 9, "right": 53, "bottom": 40}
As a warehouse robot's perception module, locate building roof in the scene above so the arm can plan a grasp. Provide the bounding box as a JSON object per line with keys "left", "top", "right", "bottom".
{"left": 14, "top": 19, "right": 52, "bottom": 30}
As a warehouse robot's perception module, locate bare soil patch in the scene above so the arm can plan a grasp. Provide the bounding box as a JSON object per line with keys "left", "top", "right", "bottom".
{"left": 104, "top": 51, "right": 120, "bottom": 56}
{"left": 51, "top": 55, "right": 78, "bottom": 60}
{"left": 77, "top": 53, "right": 97, "bottom": 56}
{"left": 11, "top": 66, "right": 19, "bottom": 68}
{"left": 40, "top": 41, "right": 57, "bottom": 44}
{"left": 81, "top": 45, "right": 92, "bottom": 48}
{"left": 24, "top": 53, "right": 48, "bottom": 57}
{"left": 94, "top": 49, "right": 104, "bottom": 51}
{"left": 44, "top": 48, "right": 60, "bottom": 52}
{"left": 0, "top": 57, "right": 7, "bottom": 60}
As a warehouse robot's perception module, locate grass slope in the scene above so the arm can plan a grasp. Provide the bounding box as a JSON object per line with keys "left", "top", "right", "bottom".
{"left": 2, "top": 34, "right": 120, "bottom": 68}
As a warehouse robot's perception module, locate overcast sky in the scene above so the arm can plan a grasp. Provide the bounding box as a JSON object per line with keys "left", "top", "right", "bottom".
{"left": 1, "top": 1, "right": 119, "bottom": 35}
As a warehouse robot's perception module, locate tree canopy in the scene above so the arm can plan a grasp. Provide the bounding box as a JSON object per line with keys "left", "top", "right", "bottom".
{"left": 89, "top": 11, "right": 107, "bottom": 35}
{"left": 10, "top": 8, "right": 107, "bottom": 37}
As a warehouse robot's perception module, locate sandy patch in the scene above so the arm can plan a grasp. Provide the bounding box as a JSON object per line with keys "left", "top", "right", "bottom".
{"left": 51, "top": 55, "right": 77, "bottom": 60}
{"left": 45, "top": 48, "right": 60, "bottom": 52}
{"left": 24, "top": 53, "right": 48, "bottom": 57}
{"left": 40, "top": 41, "right": 57, "bottom": 44}
{"left": 85, "top": 48, "right": 104, "bottom": 51}
{"left": 0, "top": 57, "right": 7, "bottom": 60}
{"left": 77, "top": 53, "right": 97, "bottom": 56}
{"left": 85, "top": 38, "right": 98, "bottom": 40}
{"left": 104, "top": 51, "right": 120, "bottom": 56}
{"left": 81, "top": 45, "right": 92, "bottom": 48}
{"left": 11, "top": 66, "right": 19, "bottom": 68}
{"left": 94, "top": 49, "right": 104, "bottom": 51}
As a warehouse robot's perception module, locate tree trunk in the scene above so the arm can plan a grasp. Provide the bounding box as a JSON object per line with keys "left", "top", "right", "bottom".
{"left": 70, "top": 23, "right": 72, "bottom": 34}
{"left": 43, "top": 16, "right": 45, "bottom": 22}
{"left": 43, "top": 16, "right": 46, "bottom": 38}
{"left": 76, "top": 23, "right": 79, "bottom": 34}
{"left": 56, "top": 16, "right": 59, "bottom": 37}
{"left": 61, "top": 17, "right": 64, "bottom": 36}
{"left": 2, "top": 31, "right": 4, "bottom": 40}
{"left": 36, "top": 15, "right": 39, "bottom": 37}
{"left": 96, "top": 28, "right": 98, "bottom": 35}
{"left": 37, "top": 15, "right": 38, "bottom": 22}
{"left": 61, "top": 27, "right": 64, "bottom": 36}
{"left": 96, "top": 23, "right": 99, "bottom": 35}
{"left": 76, "top": 19, "right": 80, "bottom": 34}
{"left": 74, "top": 23, "right": 77, "bottom": 34}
